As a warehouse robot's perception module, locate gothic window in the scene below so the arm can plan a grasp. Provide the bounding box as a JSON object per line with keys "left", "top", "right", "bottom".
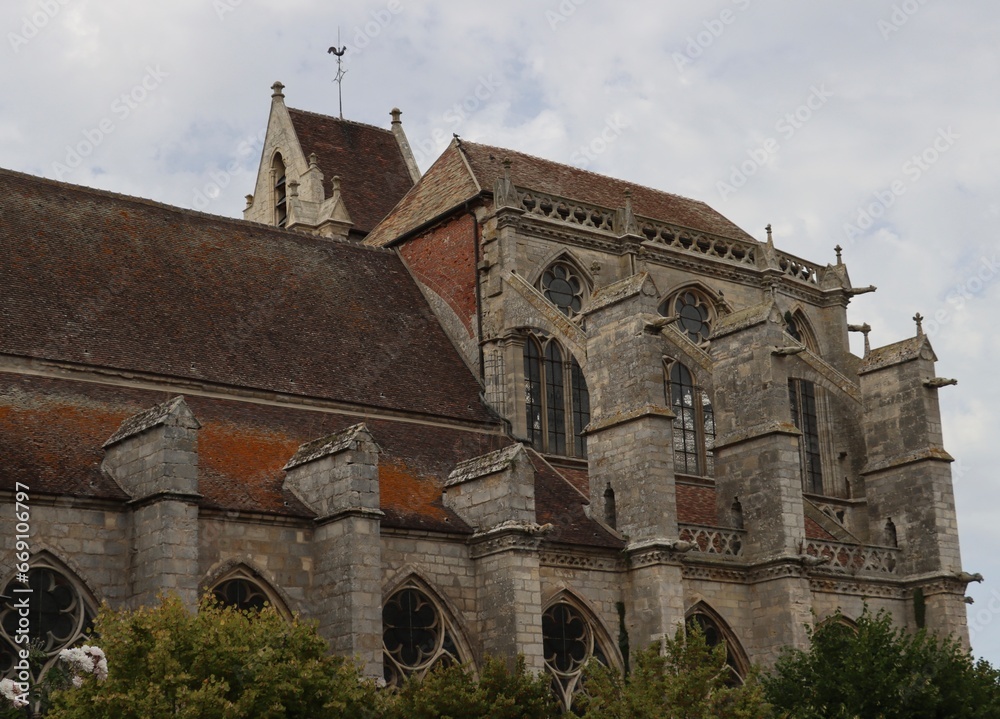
{"left": 884, "top": 518, "right": 898, "bottom": 548}
{"left": 272, "top": 153, "right": 287, "bottom": 228}
{"left": 212, "top": 577, "right": 269, "bottom": 612}
{"left": 662, "top": 289, "right": 713, "bottom": 344}
{"left": 539, "top": 261, "right": 585, "bottom": 317}
{"left": 382, "top": 584, "right": 464, "bottom": 687}
{"left": 542, "top": 600, "right": 610, "bottom": 712}
{"left": 789, "top": 378, "right": 822, "bottom": 494}
{"left": 0, "top": 564, "right": 96, "bottom": 681}
{"left": 784, "top": 309, "right": 817, "bottom": 351}
{"left": 687, "top": 609, "right": 747, "bottom": 686}
{"left": 524, "top": 335, "right": 589, "bottom": 458}
{"left": 667, "top": 361, "right": 715, "bottom": 477}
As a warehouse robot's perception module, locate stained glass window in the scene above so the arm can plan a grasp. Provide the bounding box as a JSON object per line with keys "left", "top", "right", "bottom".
{"left": 668, "top": 361, "right": 715, "bottom": 477}
{"left": 789, "top": 378, "right": 822, "bottom": 493}
{"left": 523, "top": 336, "right": 589, "bottom": 458}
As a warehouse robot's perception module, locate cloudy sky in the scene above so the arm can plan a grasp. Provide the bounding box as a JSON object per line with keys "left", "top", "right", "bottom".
{"left": 3, "top": 0, "right": 999, "bottom": 663}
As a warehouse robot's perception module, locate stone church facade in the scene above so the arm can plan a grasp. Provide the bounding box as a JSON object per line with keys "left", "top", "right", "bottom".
{"left": 0, "top": 82, "right": 974, "bottom": 708}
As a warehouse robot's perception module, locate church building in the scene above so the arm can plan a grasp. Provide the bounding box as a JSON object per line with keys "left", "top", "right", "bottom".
{"left": 0, "top": 81, "right": 974, "bottom": 709}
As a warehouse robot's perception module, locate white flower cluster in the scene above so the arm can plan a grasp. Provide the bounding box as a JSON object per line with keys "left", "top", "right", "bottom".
{"left": 59, "top": 644, "right": 108, "bottom": 686}
{"left": 0, "top": 678, "right": 28, "bottom": 708}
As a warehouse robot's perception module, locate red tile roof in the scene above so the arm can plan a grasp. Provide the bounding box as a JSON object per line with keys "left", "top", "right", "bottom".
{"left": 364, "top": 138, "right": 756, "bottom": 247}
{"left": 0, "top": 373, "right": 506, "bottom": 531}
{"left": 0, "top": 167, "right": 492, "bottom": 425}
{"left": 527, "top": 451, "right": 623, "bottom": 549}
{"left": 286, "top": 108, "right": 414, "bottom": 234}
{"left": 805, "top": 517, "right": 837, "bottom": 541}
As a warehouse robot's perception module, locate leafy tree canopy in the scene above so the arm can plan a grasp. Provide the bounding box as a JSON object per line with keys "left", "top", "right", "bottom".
{"left": 763, "top": 607, "right": 1000, "bottom": 719}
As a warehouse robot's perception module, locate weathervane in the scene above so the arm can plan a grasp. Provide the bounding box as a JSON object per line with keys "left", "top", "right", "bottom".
{"left": 328, "top": 29, "right": 347, "bottom": 119}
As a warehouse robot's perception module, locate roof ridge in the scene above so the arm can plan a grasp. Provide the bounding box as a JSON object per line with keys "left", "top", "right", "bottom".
{"left": 461, "top": 139, "right": 726, "bottom": 216}
{"left": 285, "top": 106, "right": 393, "bottom": 135}
{"left": 0, "top": 165, "right": 394, "bottom": 255}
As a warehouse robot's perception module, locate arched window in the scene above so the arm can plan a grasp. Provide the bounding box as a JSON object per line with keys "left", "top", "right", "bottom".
{"left": 0, "top": 562, "right": 96, "bottom": 682}
{"left": 524, "top": 335, "right": 589, "bottom": 458}
{"left": 382, "top": 584, "right": 467, "bottom": 686}
{"left": 661, "top": 289, "right": 714, "bottom": 344}
{"left": 667, "top": 361, "right": 715, "bottom": 477}
{"left": 784, "top": 309, "right": 818, "bottom": 352}
{"left": 686, "top": 607, "right": 748, "bottom": 685}
{"left": 272, "top": 153, "right": 287, "bottom": 228}
{"left": 213, "top": 577, "right": 269, "bottom": 612}
{"left": 538, "top": 261, "right": 586, "bottom": 317}
{"left": 789, "top": 378, "right": 822, "bottom": 493}
{"left": 542, "top": 599, "right": 612, "bottom": 712}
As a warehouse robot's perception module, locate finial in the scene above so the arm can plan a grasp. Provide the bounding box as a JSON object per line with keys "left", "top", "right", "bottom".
{"left": 766, "top": 223, "right": 773, "bottom": 243}
{"left": 390, "top": 107, "right": 402, "bottom": 124}
{"left": 835, "top": 244, "right": 843, "bottom": 265}
{"left": 913, "top": 312, "right": 924, "bottom": 337}
{"left": 328, "top": 29, "right": 347, "bottom": 119}
{"left": 308, "top": 152, "right": 319, "bottom": 169}
{"left": 332, "top": 175, "right": 342, "bottom": 194}
{"left": 245, "top": 194, "right": 254, "bottom": 208}
{"left": 271, "top": 81, "right": 285, "bottom": 98}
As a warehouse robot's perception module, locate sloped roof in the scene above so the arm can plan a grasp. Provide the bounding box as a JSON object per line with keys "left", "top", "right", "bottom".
{"left": 527, "top": 451, "right": 623, "bottom": 549}
{"left": 364, "top": 139, "right": 756, "bottom": 247}
{"left": 0, "top": 373, "right": 506, "bottom": 531}
{"left": 286, "top": 108, "right": 414, "bottom": 234}
{"left": 0, "top": 167, "right": 493, "bottom": 425}
{"left": 364, "top": 142, "right": 479, "bottom": 247}
{"left": 859, "top": 334, "right": 936, "bottom": 374}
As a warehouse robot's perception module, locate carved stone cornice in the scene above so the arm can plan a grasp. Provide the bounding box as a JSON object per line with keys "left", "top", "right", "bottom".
{"left": 681, "top": 564, "right": 749, "bottom": 584}
{"left": 469, "top": 522, "right": 549, "bottom": 559}
{"left": 624, "top": 539, "right": 690, "bottom": 570}
{"left": 809, "top": 577, "right": 905, "bottom": 599}
{"left": 746, "top": 559, "right": 809, "bottom": 583}
{"left": 539, "top": 550, "right": 623, "bottom": 572}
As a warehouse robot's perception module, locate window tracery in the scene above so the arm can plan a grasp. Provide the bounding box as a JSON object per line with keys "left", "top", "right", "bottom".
{"left": 212, "top": 577, "right": 269, "bottom": 612}
{"left": 0, "top": 563, "right": 96, "bottom": 681}
{"left": 686, "top": 608, "right": 747, "bottom": 686}
{"left": 662, "top": 289, "right": 713, "bottom": 344}
{"left": 382, "top": 584, "right": 464, "bottom": 686}
{"left": 524, "top": 335, "right": 589, "bottom": 458}
{"left": 667, "top": 361, "right": 715, "bottom": 477}
{"left": 539, "top": 261, "right": 586, "bottom": 317}
{"left": 542, "top": 600, "right": 610, "bottom": 712}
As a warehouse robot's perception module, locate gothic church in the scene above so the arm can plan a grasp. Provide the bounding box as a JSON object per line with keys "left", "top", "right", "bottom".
{"left": 0, "top": 81, "right": 973, "bottom": 709}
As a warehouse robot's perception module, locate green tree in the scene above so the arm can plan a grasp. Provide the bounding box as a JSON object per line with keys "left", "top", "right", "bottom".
{"left": 46, "top": 594, "right": 382, "bottom": 719}
{"left": 763, "top": 608, "right": 1000, "bottom": 719}
{"left": 572, "top": 623, "right": 772, "bottom": 719}
{"left": 382, "top": 655, "right": 560, "bottom": 719}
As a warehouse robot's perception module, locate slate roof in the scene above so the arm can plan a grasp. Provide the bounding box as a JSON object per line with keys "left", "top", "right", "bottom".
{"left": 364, "top": 139, "right": 756, "bottom": 247}
{"left": 286, "top": 108, "right": 414, "bottom": 234}
{"left": 0, "top": 167, "right": 492, "bottom": 425}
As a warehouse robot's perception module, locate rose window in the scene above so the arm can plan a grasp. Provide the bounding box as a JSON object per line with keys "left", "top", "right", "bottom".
{"left": 382, "top": 586, "right": 462, "bottom": 686}
{"left": 540, "top": 263, "right": 585, "bottom": 316}
{"left": 672, "top": 291, "right": 712, "bottom": 343}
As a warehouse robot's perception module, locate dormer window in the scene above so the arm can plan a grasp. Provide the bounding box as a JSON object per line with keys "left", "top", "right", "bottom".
{"left": 272, "top": 153, "right": 287, "bottom": 228}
